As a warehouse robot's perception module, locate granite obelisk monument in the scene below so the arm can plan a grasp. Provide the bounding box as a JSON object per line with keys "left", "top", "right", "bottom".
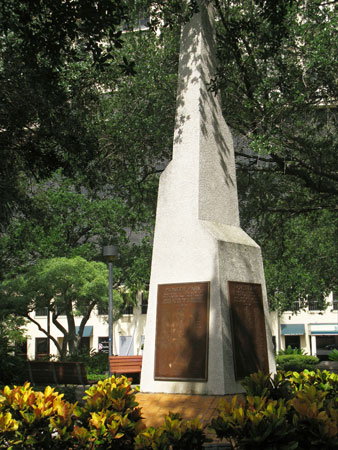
{"left": 140, "top": 1, "right": 275, "bottom": 395}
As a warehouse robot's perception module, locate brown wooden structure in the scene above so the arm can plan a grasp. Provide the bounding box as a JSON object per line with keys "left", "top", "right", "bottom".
{"left": 26, "top": 360, "right": 96, "bottom": 386}
{"left": 109, "top": 356, "right": 143, "bottom": 377}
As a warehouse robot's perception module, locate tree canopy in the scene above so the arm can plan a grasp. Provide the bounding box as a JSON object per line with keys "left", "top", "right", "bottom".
{"left": 0, "top": 256, "right": 126, "bottom": 358}
{"left": 0, "top": 0, "right": 337, "bottom": 318}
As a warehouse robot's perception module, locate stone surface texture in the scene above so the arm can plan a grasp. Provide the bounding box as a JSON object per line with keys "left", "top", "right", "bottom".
{"left": 140, "top": 1, "right": 275, "bottom": 395}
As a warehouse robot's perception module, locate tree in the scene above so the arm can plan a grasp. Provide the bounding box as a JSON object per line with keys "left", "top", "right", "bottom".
{"left": 151, "top": 0, "right": 337, "bottom": 209}
{"left": 212, "top": 0, "right": 338, "bottom": 211}
{"left": 0, "top": 0, "right": 143, "bottom": 226}
{"left": 1, "top": 0, "right": 336, "bottom": 315}
{"left": 0, "top": 22, "right": 180, "bottom": 288}
{"left": 137, "top": 0, "right": 338, "bottom": 310}
{"left": 0, "top": 173, "right": 154, "bottom": 292}
{"left": 0, "top": 256, "right": 125, "bottom": 359}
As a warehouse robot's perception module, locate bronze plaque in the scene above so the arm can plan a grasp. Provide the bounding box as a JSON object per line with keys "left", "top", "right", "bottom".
{"left": 228, "top": 281, "right": 269, "bottom": 379}
{"left": 154, "top": 282, "right": 209, "bottom": 381}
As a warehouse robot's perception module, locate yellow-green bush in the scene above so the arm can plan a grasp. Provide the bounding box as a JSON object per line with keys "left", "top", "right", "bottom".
{"left": 2, "top": 371, "right": 337, "bottom": 449}
{"left": 210, "top": 370, "right": 338, "bottom": 450}
{"left": 135, "top": 412, "right": 208, "bottom": 450}
{"left": 74, "top": 376, "right": 145, "bottom": 449}
{"left": 0, "top": 382, "right": 76, "bottom": 448}
{"left": 0, "top": 376, "right": 145, "bottom": 449}
{"left": 0, "top": 376, "right": 207, "bottom": 449}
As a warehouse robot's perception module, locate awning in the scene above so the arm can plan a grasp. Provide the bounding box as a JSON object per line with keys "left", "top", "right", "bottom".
{"left": 75, "top": 326, "right": 93, "bottom": 337}
{"left": 281, "top": 324, "right": 305, "bottom": 336}
{"left": 310, "top": 324, "right": 338, "bottom": 335}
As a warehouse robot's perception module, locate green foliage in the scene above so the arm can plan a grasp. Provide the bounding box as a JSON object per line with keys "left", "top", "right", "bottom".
{"left": 262, "top": 211, "right": 337, "bottom": 311}
{"left": 135, "top": 412, "right": 208, "bottom": 450}
{"left": 289, "top": 386, "right": 338, "bottom": 449}
{"left": 0, "top": 375, "right": 209, "bottom": 449}
{"left": 211, "top": 395, "right": 298, "bottom": 450}
{"left": 64, "top": 349, "right": 109, "bottom": 376}
{"left": 241, "top": 369, "right": 338, "bottom": 403}
{"left": 276, "top": 354, "right": 319, "bottom": 372}
{"left": 1, "top": 372, "right": 338, "bottom": 449}
{"left": 283, "top": 370, "right": 338, "bottom": 401}
{"left": 74, "top": 376, "right": 145, "bottom": 449}
{"left": 0, "top": 316, "right": 27, "bottom": 385}
{"left": 0, "top": 376, "right": 145, "bottom": 449}
{"left": 0, "top": 173, "right": 153, "bottom": 288}
{"left": 210, "top": 370, "right": 338, "bottom": 450}
{"left": 213, "top": 0, "right": 338, "bottom": 206}
{"left": 0, "top": 0, "right": 136, "bottom": 226}
{"left": 328, "top": 349, "right": 338, "bottom": 362}
{"left": 0, "top": 382, "right": 77, "bottom": 449}
{"left": 0, "top": 256, "right": 119, "bottom": 359}
{"left": 278, "top": 345, "right": 306, "bottom": 356}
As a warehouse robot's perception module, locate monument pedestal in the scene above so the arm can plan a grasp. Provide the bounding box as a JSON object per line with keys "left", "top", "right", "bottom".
{"left": 140, "top": 1, "right": 275, "bottom": 395}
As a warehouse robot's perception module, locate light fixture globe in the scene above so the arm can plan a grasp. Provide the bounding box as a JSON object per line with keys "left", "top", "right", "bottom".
{"left": 103, "top": 245, "right": 118, "bottom": 261}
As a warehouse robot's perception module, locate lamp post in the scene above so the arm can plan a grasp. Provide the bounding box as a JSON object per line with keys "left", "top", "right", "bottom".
{"left": 103, "top": 245, "right": 118, "bottom": 375}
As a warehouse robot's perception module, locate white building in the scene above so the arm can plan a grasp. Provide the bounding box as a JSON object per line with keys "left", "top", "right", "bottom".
{"left": 23, "top": 293, "right": 147, "bottom": 360}
{"left": 270, "top": 292, "right": 338, "bottom": 359}
{"left": 21, "top": 291, "right": 337, "bottom": 362}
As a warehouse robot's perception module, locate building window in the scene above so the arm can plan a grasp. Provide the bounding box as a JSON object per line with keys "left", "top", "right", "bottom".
{"left": 35, "top": 338, "right": 48, "bottom": 360}
{"left": 141, "top": 292, "right": 148, "bottom": 314}
{"left": 308, "top": 298, "right": 319, "bottom": 311}
{"left": 123, "top": 303, "right": 134, "bottom": 315}
{"left": 333, "top": 293, "right": 338, "bottom": 310}
{"left": 35, "top": 307, "right": 48, "bottom": 317}
{"left": 308, "top": 295, "right": 326, "bottom": 311}
{"left": 285, "top": 335, "right": 300, "bottom": 350}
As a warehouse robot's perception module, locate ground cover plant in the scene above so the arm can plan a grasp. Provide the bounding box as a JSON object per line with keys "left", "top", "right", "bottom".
{"left": 1, "top": 371, "right": 337, "bottom": 449}
{"left": 211, "top": 370, "right": 338, "bottom": 450}
{"left": 0, "top": 376, "right": 145, "bottom": 449}
{"left": 329, "top": 349, "right": 338, "bottom": 362}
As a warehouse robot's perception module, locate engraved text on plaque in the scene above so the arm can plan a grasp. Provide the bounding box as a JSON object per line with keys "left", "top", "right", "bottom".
{"left": 228, "top": 281, "right": 269, "bottom": 379}
{"left": 154, "top": 282, "right": 209, "bottom": 380}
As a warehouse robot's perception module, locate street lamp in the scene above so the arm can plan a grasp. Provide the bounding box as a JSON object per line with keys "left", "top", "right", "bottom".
{"left": 103, "top": 245, "right": 118, "bottom": 375}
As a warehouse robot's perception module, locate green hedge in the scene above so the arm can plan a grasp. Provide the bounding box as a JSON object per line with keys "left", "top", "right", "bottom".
{"left": 210, "top": 370, "right": 338, "bottom": 450}
{"left": 1, "top": 371, "right": 338, "bottom": 449}
{"left": 276, "top": 354, "right": 319, "bottom": 371}
{"left": 0, "top": 375, "right": 209, "bottom": 449}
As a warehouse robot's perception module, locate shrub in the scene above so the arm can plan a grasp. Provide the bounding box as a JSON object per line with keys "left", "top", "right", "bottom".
{"left": 240, "top": 370, "right": 293, "bottom": 401}
{"left": 0, "top": 376, "right": 145, "bottom": 449}
{"left": 289, "top": 385, "right": 338, "bottom": 449}
{"left": 211, "top": 395, "right": 298, "bottom": 450}
{"left": 135, "top": 412, "right": 208, "bottom": 450}
{"left": 75, "top": 375, "right": 145, "bottom": 449}
{"left": 281, "top": 369, "right": 338, "bottom": 401}
{"left": 276, "top": 354, "right": 319, "bottom": 371}
{"left": 0, "top": 376, "right": 208, "bottom": 449}
{"left": 59, "top": 349, "right": 109, "bottom": 375}
{"left": 210, "top": 371, "right": 338, "bottom": 450}
{"left": 328, "top": 349, "right": 338, "bottom": 361}
{"left": 0, "top": 382, "right": 76, "bottom": 448}
{"left": 278, "top": 345, "right": 306, "bottom": 355}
